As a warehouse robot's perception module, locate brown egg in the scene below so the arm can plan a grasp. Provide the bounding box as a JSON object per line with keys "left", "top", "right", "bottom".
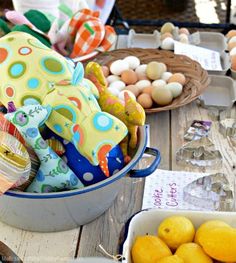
{"left": 228, "top": 42, "right": 236, "bottom": 51}
{"left": 160, "top": 32, "right": 173, "bottom": 41}
{"left": 137, "top": 93, "right": 153, "bottom": 109}
{"left": 226, "top": 30, "right": 236, "bottom": 40}
{"left": 231, "top": 55, "right": 236, "bottom": 71}
{"left": 124, "top": 85, "right": 140, "bottom": 97}
{"left": 121, "top": 69, "right": 138, "bottom": 85}
{"left": 142, "top": 85, "right": 153, "bottom": 96}
{"left": 179, "top": 27, "right": 190, "bottom": 35}
{"left": 102, "top": 66, "right": 109, "bottom": 77}
{"left": 168, "top": 73, "right": 186, "bottom": 85}
{"left": 151, "top": 86, "right": 173, "bottom": 106}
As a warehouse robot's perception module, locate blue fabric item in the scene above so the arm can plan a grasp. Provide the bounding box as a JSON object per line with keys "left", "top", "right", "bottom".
{"left": 44, "top": 130, "right": 125, "bottom": 186}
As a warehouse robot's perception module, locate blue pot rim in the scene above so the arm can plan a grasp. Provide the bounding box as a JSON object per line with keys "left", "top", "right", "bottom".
{"left": 4, "top": 126, "right": 148, "bottom": 199}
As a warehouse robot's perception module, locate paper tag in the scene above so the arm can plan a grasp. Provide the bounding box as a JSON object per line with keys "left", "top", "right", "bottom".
{"left": 174, "top": 41, "right": 222, "bottom": 71}
{"left": 142, "top": 169, "right": 211, "bottom": 211}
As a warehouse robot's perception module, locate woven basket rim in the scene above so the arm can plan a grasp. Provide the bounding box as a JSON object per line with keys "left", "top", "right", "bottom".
{"left": 92, "top": 48, "right": 210, "bottom": 113}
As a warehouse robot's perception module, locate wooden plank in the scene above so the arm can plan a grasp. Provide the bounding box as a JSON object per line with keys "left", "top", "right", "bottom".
{"left": 77, "top": 111, "right": 170, "bottom": 257}
{"left": 0, "top": 221, "right": 80, "bottom": 262}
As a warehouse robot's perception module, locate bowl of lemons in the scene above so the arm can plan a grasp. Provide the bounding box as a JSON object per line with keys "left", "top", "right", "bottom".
{"left": 121, "top": 208, "right": 236, "bottom": 263}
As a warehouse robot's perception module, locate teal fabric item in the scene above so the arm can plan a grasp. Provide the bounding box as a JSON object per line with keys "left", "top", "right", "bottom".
{"left": 12, "top": 24, "right": 51, "bottom": 47}
{"left": 24, "top": 10, "right": 51, "bottom": 33}
{"left": 5, "top": 104, "right": 84, "bottom": 193}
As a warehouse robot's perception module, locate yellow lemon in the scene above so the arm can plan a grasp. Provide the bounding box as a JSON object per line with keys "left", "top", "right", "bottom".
{"left": 175, "top": 242, "right": 213, "bottom": 263}
{"left": 157, "top": 216, "right": 195, "bottom": 250}
{"left": 156, "top": 255, "right": 184, "bottom": 263}
{"left": 199, "top": 227, "right": 236, "bottom": 262}
{"left": 195, "top": 220, "right": 231, "bottom": 245}
{"left": 131, "top": 235, "right": 172, "bottom": 263}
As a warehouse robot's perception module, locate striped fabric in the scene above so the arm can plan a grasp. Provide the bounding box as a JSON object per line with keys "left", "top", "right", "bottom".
{"left": 0, "top": 113, "right": 25, "bottom": 145}
{"left": 0, "top": 131, "right": 31, "bottom": 194}
{"left": 46, "top": 138, "right": 65, "bottom": 156}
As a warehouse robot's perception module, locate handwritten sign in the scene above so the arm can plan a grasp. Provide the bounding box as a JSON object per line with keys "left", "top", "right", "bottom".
{"left": 142, "top": 169, "right": 211, "bottom": 211}
{"left": 174, "top": 41, "right": 222, "bottom": 71}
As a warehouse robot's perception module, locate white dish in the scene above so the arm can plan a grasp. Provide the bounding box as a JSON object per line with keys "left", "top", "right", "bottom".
{"left": 121, "top": 208, "right": 236, "bottom": 263}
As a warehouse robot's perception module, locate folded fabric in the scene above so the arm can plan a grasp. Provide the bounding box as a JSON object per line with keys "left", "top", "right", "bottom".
{"left": 0, "top": 131, "right": 31, "bottom": 194}
{"left": 5, "top": 104, "right": 84, "bottom": 193}
{"left": 0, "top": 113, "right": 25, "bottom": 145}
{"left": 0, "top": 32, "right": 128, "bottom": 174}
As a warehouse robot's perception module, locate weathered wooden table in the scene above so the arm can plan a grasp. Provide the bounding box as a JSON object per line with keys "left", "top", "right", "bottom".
{"left": 0, "top": 36, "right": 236, "bottom": 263}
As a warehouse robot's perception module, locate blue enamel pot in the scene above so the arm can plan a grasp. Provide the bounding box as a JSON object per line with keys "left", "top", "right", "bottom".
{"left": 0, "top": 126, "right": 161, "bottom": 232}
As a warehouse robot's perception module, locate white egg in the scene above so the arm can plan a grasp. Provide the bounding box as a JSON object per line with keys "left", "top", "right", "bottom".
{"left": 161, "top": 72, "right": 173, "bottom": 81}
{"left": 107, "top": 75, "right": 121, "bottom": 84}
{"left": 107, "top": 87, "right": 120, "bottom": 97}
{"left": 230, "top": 47, "right": 236, "bottom": 57}
{"left": 229, "top": 36, "right": 236, "bottom": 44}
{"left": 110, "top": 60, "right": 129, "bottom": 75}
{"left": 166, "top": 82, "right": 183, "bottom": 98}
{"left": 179, "top": 33, "right": 189, "bottom": 41}
{"left": 109, "top": 80, "right": 126, "bottom": 91}
{"left": 161, "top": 37, "right": 175, "bottom": 50}
{"left": 135, "top": 80, "right": 152, "bottom": 91}
{"left": 152, "top": 79, "right": 166, "bottom": 89}
{"left": 123, "top": 56, "right": 140, "bottom": 69}
{"left": 135, "top": 64, "right": 147, "bottom": 76}
{"left": 118, "top": 90, "right": 136, "bottom": 101}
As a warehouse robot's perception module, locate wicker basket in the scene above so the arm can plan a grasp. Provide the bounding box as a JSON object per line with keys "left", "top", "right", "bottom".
{"left": 93, "top": 48, "right": 210, "bottom": 113}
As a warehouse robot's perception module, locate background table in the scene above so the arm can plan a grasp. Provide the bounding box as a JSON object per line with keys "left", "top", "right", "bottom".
{"left": 0, "top": 35, "right": 236, "bottom": 263}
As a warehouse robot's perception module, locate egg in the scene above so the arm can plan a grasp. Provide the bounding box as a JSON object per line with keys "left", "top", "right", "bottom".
{"left": 179, "top": 27, "right": 190, "bottom": 35}
{"left": 135, "top": 80, "right": 152, "bottom": 91}
{"left": 228, "top": 42, "right": 236, "bottom": 51}
{"left": 124, "top": 85, "right": 140, "bottom": 97}
{"left": 179, "top": 33, "right": 189, "bottom": 44}
{"left": 146, "top": 61, "right": 167, "bottom": 80}
{"left": 230, "top": 47, "right": 236, "bottom": 57}
{"left": 118, "top": 90, "right": 136, "bottom": 101}
{"left": 160, "top": 32, "right": 173, "bottom": 41}
{"left": 151, "top": 86, "right": 173, "bottom": 106}
{"left": 142, "top": 85, "right": 153, "bottom": 96}
{"left": 161, "top": 37, "right": 175, "bottom": 50}
{"left": 107, "top": 75, "right": 121, "bottom": 84}
{"left": 135, "top": 64, "right": 147, "bottom": 79}
{"left": 110, "top": 59, "right": 129, "bottom": 75}
{"left": 231, "top": 55, "right": 236, "bottom": 71}
{"left": 226, "top": 30, "right": 236, "bottom": 40}
{"left": 123, "top": 56, "right": 140, "bottom": 69}
{"left": 137, "top": 93, "right": 153, "bottom": 109}
{"left": 101, "top": 66, "right": 109, "bottom": 77}
{"left": 168, "top": 73, "right": 186, "bottom": 85}
{"left": 107, "top": 87, "right": 120, "bottom": 97}
{"left": 109, "top": 80, "right": 126, "bottom": 90}
{"left": 152, "top": 79, "right": 166, "bottom": 89}
{"left": 161, "top": 72, "right": 173, "bottom": 81}
{"left": 166, "top": 82, "right": 183, "bottom": 98}
{"left": 161, "top": 22, "right": 175, "bottom": 34}
{"left": 121, "top": 69, "right": 138, "bottom": 84}
{"left": 228, "top": 36, "right": 236, "bottom": 44}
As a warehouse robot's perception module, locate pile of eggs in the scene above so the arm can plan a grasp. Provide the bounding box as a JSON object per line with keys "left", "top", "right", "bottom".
{"left": 226, "top": 30, "right": 236, "bottom": 72}
{"left": 102, "top": 56, "right": 186, "bottom": 109}
{"left": 160, "top": 22, "right": 190, "bottom": 50}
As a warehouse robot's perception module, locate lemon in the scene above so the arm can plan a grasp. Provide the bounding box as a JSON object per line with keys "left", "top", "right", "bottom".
{"left": 199, "top": 227, "right": 236, "bottom": 262}
{"left": 155, "top": 255, "right": 184, "bottom": 263}
{"left": 157, "top": 216, "right": 195, "bottom": 250}
{"left": 131, "top": 235, "right": 172, "bottom": 263}
{"left": 194, "top": 220, "right": 230, "bottom": 245}
{"left": 175, "top": 242, "right": 213, "bottom": 263}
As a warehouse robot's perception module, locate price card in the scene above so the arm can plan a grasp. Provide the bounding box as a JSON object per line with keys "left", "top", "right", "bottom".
{"left": 142, "top": 169, "right": 210, "bottom": 211}
{"left": 174, "top": 41, "right": 222, "bottom": 71}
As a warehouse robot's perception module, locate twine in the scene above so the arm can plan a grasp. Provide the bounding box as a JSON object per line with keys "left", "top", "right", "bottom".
{"left": 98, "top": 244, "right": 125, "bottom": 261}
